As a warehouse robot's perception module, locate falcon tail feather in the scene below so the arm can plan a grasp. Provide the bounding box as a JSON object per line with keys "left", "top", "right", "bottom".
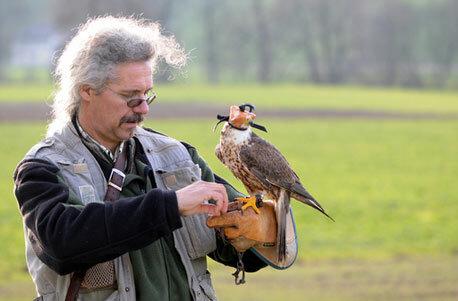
{"left": 276, "top": 189, "right": 290, "bottom": 263}
{"left": 292, "top": 182, "right": 335, "bottom": 222}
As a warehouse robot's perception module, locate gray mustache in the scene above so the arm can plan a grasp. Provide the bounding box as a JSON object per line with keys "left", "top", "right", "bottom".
{"left": 120, "top": 114, "right": 144, "bottom": 125}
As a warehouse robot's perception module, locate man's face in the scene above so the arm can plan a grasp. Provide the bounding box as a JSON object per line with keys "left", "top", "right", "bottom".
{"left": 79, "top": 61, "right": 153, "bottom": 150}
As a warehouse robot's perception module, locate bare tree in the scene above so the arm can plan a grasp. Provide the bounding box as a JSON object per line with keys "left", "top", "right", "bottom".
{"left": 51, "top": 0, "right": 175, "bottom": 36}
{"left": 423, "top": 0, "right": 458, "bottom": 87}
{"left": 367, "top": 1, "right": 422, "bottom": 86}
{"left": 273, "top": 0, "right": 358, "bottom": 84}
{"left": 271, "top": 0, "right": 318, "bottom": 82}
{"left": 220, "top": 2, "right": 256, "bottom": 82}
{"left": 202, "top": 0, "right": 220, "bottom": 84}
{"left": 2, "top": 0, "right": 458, "bottom": 87}
{"left": 251, "top": 0, "right": 273, "bottom": 83}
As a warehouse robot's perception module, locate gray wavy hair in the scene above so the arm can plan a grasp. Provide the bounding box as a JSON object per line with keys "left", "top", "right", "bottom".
{"left": 48, "top": 15, "right": 187, "bottom": 135}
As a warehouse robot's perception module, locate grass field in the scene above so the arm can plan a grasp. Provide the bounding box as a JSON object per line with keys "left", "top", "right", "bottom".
{"left": 1, "top": 83, "right": 458, "bottom": 113}
{"left": 1, "top": 112, "right": 457, "bottom": 300}
{"left": 1, "top": 83, "right": 457, "bottom": 300}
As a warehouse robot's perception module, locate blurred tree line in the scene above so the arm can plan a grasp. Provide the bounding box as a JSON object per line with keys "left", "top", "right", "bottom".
{"left": 0, "top": 0, "right": 457, "bottom": 88}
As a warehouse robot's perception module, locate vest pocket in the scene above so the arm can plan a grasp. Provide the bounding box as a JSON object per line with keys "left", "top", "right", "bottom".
{"left": 178, "top": 214, "right": 216, "bottom": 260}
{"left": 158, "top": 163, "right": 201, "bottom": 191}
{"left": 158, "top": 163, "right": 216, "bottom": 259}
{"left": 54, "top": 157, "right": 99, "bottom": 205}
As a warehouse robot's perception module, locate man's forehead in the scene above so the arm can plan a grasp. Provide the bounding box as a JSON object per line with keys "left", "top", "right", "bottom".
{"left": 111, "top": 61, "right": 154, "bottom": 88}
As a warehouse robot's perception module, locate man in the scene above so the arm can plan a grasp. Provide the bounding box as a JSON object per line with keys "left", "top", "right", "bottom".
{"left": 14, "top": 16, "right": 292, "bottom": 301}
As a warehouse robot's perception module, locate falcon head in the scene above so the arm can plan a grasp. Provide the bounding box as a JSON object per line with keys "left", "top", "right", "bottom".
{"left": 229, "top": 104, "right": 257, "bottom": 130}
{"left": 213, "top": 103, "right": 267, "bottom": 132}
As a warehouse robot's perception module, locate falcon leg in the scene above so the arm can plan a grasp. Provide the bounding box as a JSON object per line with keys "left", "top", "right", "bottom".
{"left": 234, "top": 194, "right": 263, "bottom": 214}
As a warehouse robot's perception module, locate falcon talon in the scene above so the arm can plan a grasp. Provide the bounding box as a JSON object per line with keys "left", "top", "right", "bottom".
{"left": 236, "top": 196, "right": 261, "bottom": 214}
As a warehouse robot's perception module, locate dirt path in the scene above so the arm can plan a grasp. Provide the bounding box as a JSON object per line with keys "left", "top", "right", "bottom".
{"left": 211, "top": 255, "right": 458, "bottom": 301}
{"left": 3, "top": 255, "right": 458, "bottom": 300}
{"left": 1, "top": 102, "right": 458, "bottom": 122}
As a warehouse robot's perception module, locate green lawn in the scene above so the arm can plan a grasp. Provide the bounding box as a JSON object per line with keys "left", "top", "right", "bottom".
{"left": 1, "top": 116, "right": 457, "bottom": 300}
{"left": 0, "top": 84, "right": 53, "bottom": 103}
{"left": 1, "top": 83, "right": 458, "bottom": 113}
{"left": 146, "top": 118, "right": 458, "bottom": 259}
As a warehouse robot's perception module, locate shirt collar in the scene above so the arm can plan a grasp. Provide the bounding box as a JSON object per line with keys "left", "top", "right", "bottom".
{"left": 75, "top": 117, "right": 125, "bottom": 161}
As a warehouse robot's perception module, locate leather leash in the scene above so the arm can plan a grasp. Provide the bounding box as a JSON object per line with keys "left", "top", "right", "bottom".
{"left": 65, "top": 145, "right": 128, "bottom": 301}
{"left": 226, "top": 195, "right": 264, "bottom": 285}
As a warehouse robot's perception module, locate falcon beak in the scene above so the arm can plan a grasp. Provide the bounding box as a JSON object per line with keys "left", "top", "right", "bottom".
{"left": 246, "top": 112, "right": 256, "bottom": 122}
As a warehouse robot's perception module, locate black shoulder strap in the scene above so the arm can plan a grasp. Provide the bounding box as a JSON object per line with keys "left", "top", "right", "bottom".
{"left": 65, "top": 145, "right": 128, "bottom": 301}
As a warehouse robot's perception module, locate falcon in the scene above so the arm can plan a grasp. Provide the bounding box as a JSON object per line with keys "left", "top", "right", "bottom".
{"left": 214, "top": 104, "right": 333, "bottom": 263}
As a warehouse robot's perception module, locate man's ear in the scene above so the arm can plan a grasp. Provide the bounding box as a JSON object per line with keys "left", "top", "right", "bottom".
{"left": 79, "top": 85, "right": 93, "bottom": 102}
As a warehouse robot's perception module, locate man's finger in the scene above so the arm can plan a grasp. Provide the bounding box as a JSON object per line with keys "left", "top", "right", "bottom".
{"left": 207, "top": 182, "right": 229, "bottom": 213}
{"left": 216, "top": 185, "right": 229, "bottom": 213}
{"left": 208, "top": 188, "right": 229, "bottom": 215}
{"left": 200, "top": 203, "right": 226, "bottom": 216}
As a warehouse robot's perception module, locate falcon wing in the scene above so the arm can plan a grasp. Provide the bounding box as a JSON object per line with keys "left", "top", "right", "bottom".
{"left": 239, "top": 134, "right": 297, "bottom": 191}
{"left": 240, "top": 133, "right": 332, "bottom": 219}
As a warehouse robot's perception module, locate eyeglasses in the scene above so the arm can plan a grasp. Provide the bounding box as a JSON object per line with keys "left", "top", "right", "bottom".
{"left": 106, "top": 87, "right": 157, "bottom": 108}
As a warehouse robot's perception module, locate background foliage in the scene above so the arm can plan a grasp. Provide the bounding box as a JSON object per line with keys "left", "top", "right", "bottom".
{"left": 0, "top": 0, "right": 457, "bottom": 88}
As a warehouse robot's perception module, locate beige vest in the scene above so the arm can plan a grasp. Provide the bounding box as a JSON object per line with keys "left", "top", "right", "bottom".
{"left": 22, "top": 124, "right": 217, "bottom": 301}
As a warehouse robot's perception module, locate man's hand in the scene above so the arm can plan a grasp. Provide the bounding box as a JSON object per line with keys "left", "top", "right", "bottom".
{"left": 207, "top": 200, "right": 277, "bottom": 252}
{"left": 176, "top": 180, "right": 229, "bottom": 216}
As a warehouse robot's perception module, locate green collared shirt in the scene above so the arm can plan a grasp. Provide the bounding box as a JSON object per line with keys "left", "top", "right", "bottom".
{"left": 122, "top": 148, "right": 192, "bottom": 301}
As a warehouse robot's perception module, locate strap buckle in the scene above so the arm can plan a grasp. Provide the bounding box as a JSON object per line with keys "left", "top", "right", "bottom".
{"left": 108, "top": 168, "right": 126, "bottom": 191}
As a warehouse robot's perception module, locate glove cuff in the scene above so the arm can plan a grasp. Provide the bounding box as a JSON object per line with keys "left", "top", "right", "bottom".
{"left": 250, "top": 206, "right": 298, "bottom": 270}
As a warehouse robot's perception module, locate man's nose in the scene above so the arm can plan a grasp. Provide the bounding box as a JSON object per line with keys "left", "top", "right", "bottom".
{"left": 133, "top": 99, "right": 149, "bottom": 115}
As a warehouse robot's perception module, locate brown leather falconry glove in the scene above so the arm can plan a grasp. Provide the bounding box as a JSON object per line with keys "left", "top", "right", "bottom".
{"left": 207, "top": 200, "right": 277, "bottom": 252}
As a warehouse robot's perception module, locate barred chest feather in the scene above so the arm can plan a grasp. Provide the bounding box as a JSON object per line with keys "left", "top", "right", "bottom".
{"left": 217, "top": 125, "right": 268, "bottom": 195}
